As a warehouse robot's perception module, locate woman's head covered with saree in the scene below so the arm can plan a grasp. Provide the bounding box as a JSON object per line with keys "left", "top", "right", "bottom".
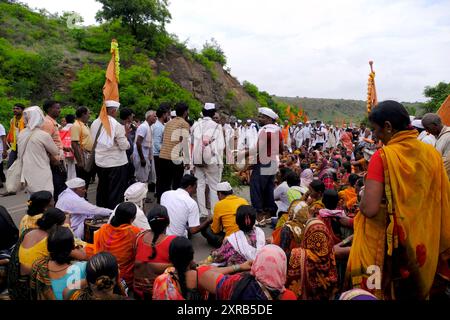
{"left": 286, "top": 218, "right": 338, "bottom": 300}
{"left": 347, "top": 100, "right": 450, "bottom": 299}
{"left": 23, "top": 106, "right": 45, "bottom": 130}
{"left": 250, "top": 245, "right": 287, "bottom": 293}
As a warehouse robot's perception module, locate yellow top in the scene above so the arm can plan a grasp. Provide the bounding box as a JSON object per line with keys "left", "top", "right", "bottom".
{"left": 18, "top": 237, "right": 49, "bottom": 269}
{"left": 71, "top": 120, "right": 93, "bottom": 152}
{"left": 211, "top": 195, "right": 248, "bottom": 237}
{"left": 19, "top": 214, "right": 43, "bottom": 237}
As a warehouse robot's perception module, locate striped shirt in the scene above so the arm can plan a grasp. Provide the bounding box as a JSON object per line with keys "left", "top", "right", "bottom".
{"left": 159, "top": 117, "right": 190, "bottom": 161}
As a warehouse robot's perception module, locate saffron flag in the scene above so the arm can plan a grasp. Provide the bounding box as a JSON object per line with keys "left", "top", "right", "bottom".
{"left": 367, "top": 61, "right": 378, "bottom": 114}
{"left": 437, "top": 95, "right": 450, "bottom": 126}
{"left": 100, "top": 39, "right": 120, "bottom": 137}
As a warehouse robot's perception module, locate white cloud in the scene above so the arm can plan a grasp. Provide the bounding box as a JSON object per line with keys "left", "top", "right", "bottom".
{"left": 20, "top": 0, "right": 450, "bottom": 101}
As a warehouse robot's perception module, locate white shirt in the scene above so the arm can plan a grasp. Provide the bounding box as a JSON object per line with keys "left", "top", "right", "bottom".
{"left": 161, "top": 188, "right": 200, "bottom": 238}
{"left": 108, "top": 204, "right": 150, "bottom": 230}
{"left": 134, "top": 121, "right": 152, "bottom": 158}
{"left": 274, "top": 181, "right": 290, "bottom": 212}
{"left": 0, "top": 124, "right": 5, "bottom": 153}
{"left": 191, "top": 117, "right": 225, "bottom": 166}
{"left": 313, "top": 126, "right": 327, "bottom": 144}
{"left": 418, "top": 131, "right": 436, "bottom": 146}
{"left": 436, "top": 126, "right": 450, "bottom": 157}
{"left": 91, "top": 117, "right": 130, "bottom": 168}
{"left": 56, "top": 188, "right": 112, "bottom": 239}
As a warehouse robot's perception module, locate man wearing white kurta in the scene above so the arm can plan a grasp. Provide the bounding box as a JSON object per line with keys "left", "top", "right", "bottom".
{"left": 133, "top": 110, "right": 156, "bottom": 183}
{"left": 91, "top": 100, "right": 130, "bottom": 209}
{"left": 56, "top": 178, "right": 112, "bottom": 239}
{"left": 191, "top": 103, "right": 225, "bottom": 218}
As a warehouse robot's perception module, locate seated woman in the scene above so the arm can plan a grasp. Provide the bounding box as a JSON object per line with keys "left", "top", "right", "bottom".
{"left": 68, "top": 252, "right": 127, "bottom": 300}
{"left": 304, "top": 180, "right": 326, "bottom": 216}
{"left": 338, "top": 174, "right": 359, "bottom": 212}
{"left": 274, "top": 167, "right": 293, "bottom": 216}
{"left": 210, "top": 206, "right": 265, "bottom": 267}
{"left": 286, "top": 171, "right": 308, "bottom": 204}
{"left": 92, "top": 202, "right": 141, "bottom": 290}
{"left": 153, "top": 237, "right": 204, "bottom": 300}
{"left": 286, "top": 218, "right": 338, "bottom": 300}
{"left": 272, "top": 199, "right": 309, "bottom": 253}
{"left": 19, "top": 191, "right": 53, "bottom": 237}
{"left": 199, "top": 245, "right": 297, "bottom": 300}
{"left": 29, "top": 226, "right": 87, "bottom": 300}
{"left": 8, "top": 208, "right": 66, "bottom": 300}
{"left": 134, "top": 205, "right": 176, "bottom": 300}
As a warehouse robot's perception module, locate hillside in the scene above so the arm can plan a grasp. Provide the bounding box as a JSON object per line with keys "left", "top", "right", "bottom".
{"left": 0, "top": 1, "right": 430, "bottom": 127}
{"left": 0, "top": 1, "right": 256, "bottom": 123}
{"left": 274, "top": 96, "right": 425, "bottom": 124}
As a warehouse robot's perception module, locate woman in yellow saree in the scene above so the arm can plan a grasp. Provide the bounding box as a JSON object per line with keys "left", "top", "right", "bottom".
{"left": 346, "top": 101, "right": 450, "bottom": 300}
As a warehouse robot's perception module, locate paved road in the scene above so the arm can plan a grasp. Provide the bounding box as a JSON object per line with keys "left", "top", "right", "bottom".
{"left": 0, "top": 181, "right": 271, "bottom": 262}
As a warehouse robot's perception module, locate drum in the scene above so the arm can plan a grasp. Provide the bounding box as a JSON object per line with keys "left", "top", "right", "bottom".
{"left": 84, "top": 217, "right": 109, "bottom": 244}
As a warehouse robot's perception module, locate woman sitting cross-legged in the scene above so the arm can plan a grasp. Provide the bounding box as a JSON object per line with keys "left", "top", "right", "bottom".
{"left": 133, "top": 205, "right": 176, "bottom": 300}
{"left": 199, "top": 244, "right": 297, "bottom": 300}
{"left": 68, "top": 252, "right": 128, "bottom": 300}
{"left": 29, "top": 226, "right": 88, "bottom": 300}
{"left": 209, "top": 205, "right": 265, "bottom": 267}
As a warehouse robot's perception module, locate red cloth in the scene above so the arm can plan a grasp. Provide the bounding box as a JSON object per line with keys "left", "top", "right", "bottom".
{"left": 366, "top": 150, "right": 385, "bottom": 183}
{"left": 135, "top": 235, "right": 176, "bottom": 264}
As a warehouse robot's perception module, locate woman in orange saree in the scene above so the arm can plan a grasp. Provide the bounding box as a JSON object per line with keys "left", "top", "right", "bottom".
{"left": 346, "top": 101, "right": 450, "bottom": 300}
{"left": 92, "top": 202, "right": 141, "bottom": 289}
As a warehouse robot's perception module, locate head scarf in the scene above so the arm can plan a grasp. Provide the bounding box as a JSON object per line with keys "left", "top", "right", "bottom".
{"left": 24, "top": 106, "right": 45, "bottom": 130}
{"left": 251, "top": 244, "right": 287, "bottom": 293}
{"left": 300, "top": 168, "right": 314, "bottom": 188}
{"left": 339, "top": 289, "right": 377, "bottom": 300}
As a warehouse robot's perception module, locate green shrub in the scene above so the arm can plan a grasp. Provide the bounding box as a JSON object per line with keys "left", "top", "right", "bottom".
{"left": 201, "top": 38, "right": 227, "bottom": 66}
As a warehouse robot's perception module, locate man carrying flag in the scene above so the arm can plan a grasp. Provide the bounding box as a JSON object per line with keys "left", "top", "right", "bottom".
{"left": 90, "top": 40, "right": 130, "bottom": 209}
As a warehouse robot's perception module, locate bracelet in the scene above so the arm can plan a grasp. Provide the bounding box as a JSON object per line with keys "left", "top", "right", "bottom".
{"left": 232, "top": 264, "right": 241, "bottom": 272}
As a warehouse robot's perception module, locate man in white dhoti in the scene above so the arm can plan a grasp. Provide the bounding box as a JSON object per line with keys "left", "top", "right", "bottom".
{"left": 191, "top": 103, "right": 225, "bottom": 218}
{"left": 133, "top": 110, "right": 157, "bottom": 183}
{"left": 56, "top": 178, "right": 112, "bottom": 240}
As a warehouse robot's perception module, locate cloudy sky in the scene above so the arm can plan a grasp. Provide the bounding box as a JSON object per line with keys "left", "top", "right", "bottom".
{"left": 22, "top": 0, "right": 450, "bottom": 102}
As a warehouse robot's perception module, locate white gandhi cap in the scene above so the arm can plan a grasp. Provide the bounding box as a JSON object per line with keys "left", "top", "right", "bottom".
{"left": 217, "top": 182, "right": 232, "bottom": 192}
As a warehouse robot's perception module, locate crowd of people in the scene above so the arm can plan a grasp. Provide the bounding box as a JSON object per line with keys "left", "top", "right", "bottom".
{"left": 0, "top": 98, "right": 449, "bottom": 301}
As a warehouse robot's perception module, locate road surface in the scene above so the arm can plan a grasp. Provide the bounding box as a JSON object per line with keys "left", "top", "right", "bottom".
{"left": 0, "top": 180, "right": 271, "bottom": 262}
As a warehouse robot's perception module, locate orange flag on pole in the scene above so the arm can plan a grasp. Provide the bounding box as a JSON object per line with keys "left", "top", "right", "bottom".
{"left": 437, "top": 95, "right": 450, "bottom": 126}
{"left": 367, "top": 61, "right": 378, "bottom": 114}
{"left": 99, "top": 39, "right": 120, "bottom": 137}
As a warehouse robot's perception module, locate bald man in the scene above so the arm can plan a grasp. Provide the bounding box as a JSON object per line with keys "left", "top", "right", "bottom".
{"left": 422, "top": 113, "right": 450, "bottom": 179}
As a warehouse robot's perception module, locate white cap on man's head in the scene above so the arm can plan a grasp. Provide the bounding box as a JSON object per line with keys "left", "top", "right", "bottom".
{"left": 258, "top": 107, "right": 278, "bottom": 120}
{"left": 412, "top": 119, "right": 424, "bottom": 129}
{"left": 204, "top": 103, "right": 216, "bottom": 110}
{"left": 217, "top": 182, "right": 232, "bottom": 192}
{"left": 171, "top": 110, "right": 176, "bottom": 117}
{"left": 247, "top": 119, "right": 252, "bottom": 123}
{"left": 105, "top": 100, "right": 120, "bottom": 108}
{"left": 66, "top": 178, "right": 85, "bottom": 189}
{"left": 237, "top": 119, "right": 242, "bottom": 123}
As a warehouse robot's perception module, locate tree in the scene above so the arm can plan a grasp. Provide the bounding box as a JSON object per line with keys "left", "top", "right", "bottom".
{"left": 95, "top": 0, "right": 171, "bottom": 36}
{"left": 201, "top": 38, "right": 227, "bottom": 66}
{"left": 423, "top": 82, "right": 450, "bottom": 113}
